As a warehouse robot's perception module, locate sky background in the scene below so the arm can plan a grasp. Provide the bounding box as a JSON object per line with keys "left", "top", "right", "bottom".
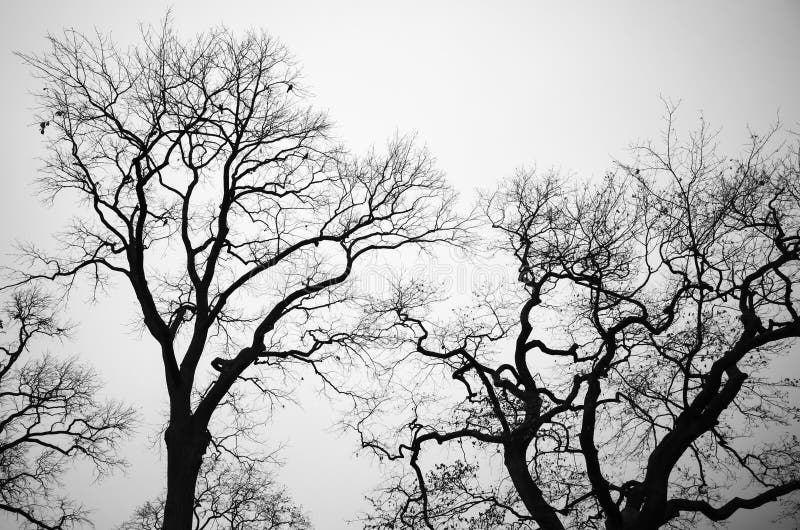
{"left": 1, "top": 1, "right": 800, "bottom": 529}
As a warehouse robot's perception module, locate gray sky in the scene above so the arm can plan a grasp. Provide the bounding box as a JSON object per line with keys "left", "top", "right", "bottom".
{"left": 1, "top": 1, "right": 799, "bottom": 529}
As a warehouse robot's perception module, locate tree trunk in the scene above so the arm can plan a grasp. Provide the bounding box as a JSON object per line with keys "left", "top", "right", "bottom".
{"left": 161, "top": 421, "right": 211, "bottom": 530}
{"left": 503, "top": 443, "right": 566, "bottom": 530}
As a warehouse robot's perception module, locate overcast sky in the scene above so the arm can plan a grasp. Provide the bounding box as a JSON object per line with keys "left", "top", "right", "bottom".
{"left": 1, "top": 2, "right": 799, "bottom": 529}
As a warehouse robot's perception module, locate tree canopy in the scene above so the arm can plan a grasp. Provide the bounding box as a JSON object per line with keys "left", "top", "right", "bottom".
{"left": 8, "top": 13, "right": 800, "bottom": 530}
{"left": 355, "top": 110, "right": 800, "bottom": 530}
{"left": 12, "top": 18, "right": 467, "bottom": 530}
{"left": 0, "top": 288, "right": 136, "bottom": 529}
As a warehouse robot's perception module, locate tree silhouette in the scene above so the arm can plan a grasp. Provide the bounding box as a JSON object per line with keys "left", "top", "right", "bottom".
{"left": 355, "top": 110, "right": 800, "bottom": 529}
{"left": 118, "top": 451, "right": 311, "bottom": 530}
{"left": 0, "top": 288, "right": 136, "bottom": 529}
{"left": 13, "top": 18, "right": 465, "bottom": 530}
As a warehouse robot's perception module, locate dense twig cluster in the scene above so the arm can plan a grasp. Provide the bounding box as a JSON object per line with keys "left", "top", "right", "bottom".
{"left": 0, "top": 288, "right": 136, "bottom": 529}
{"left": 355, "top": 109, "right": 800, "bottom": 529}
{"left": 118, "top": 450, "right": 311, "bottom": 530}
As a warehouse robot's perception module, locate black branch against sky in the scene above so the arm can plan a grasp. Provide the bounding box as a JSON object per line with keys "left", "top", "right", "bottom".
{"left": 354, "top": 108, "right": 800, "bottom": 530}
{"left": 9, "top": 16, "right": 471, "bottom": 530}
{"left": 0, "top": 287, "right": 136, "bottom": 529}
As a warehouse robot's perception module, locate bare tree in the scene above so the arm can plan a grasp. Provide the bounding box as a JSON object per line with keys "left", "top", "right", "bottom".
{"left": 12, "top": 17, "right": 466, "bottom": 530}
{"left": 119, "top": 451, "right": 311, "bottom": 530}
{"left": 355, "top": 111, "right": 800, "bottom": 529}
{"left": 0, "top": 288, "right": 136, "bottom": 529}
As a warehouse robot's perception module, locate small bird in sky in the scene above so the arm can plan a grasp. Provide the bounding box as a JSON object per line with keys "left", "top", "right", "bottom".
{"left": 39, "top": 121, "right": 49, "bottom": 134}
{"left": 286, "top": 83, "right": 293, "bottom": 93}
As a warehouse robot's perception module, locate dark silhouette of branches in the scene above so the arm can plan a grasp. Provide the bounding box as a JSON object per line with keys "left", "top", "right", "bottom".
{"left": 364, "top": 459, "right": 536, "bottom": 530}
{"left": 355, "top": 109, "right": 800, "bottom": 529}
{"left": 118, "top": 451, "right": 311, "bottom": 530}
{"left": 13, "top": 16, "right": 468, "bottom": 530}
{"left": 0, "top": 287, "right": 137, "bottom": 529}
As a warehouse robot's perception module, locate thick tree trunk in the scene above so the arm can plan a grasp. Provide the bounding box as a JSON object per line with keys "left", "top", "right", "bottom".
{"left": 161, "top": 421, "right": 211, "bottom": 530}
{"left": 503, "top": 443, "right": 566, "bottom": 530}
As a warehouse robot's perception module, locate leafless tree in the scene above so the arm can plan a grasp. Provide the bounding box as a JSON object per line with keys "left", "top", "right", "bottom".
{"left": 355, "top": 110, "right": 800, "bottom": 529}
{"left": 12, "top": 17, "right": 466, "bottom": 530}
{"left": 0, "top": 288, "right": 136, "bottom": 529}
{"left": 118, "top": 450, "right": 311, "bottom": 530}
